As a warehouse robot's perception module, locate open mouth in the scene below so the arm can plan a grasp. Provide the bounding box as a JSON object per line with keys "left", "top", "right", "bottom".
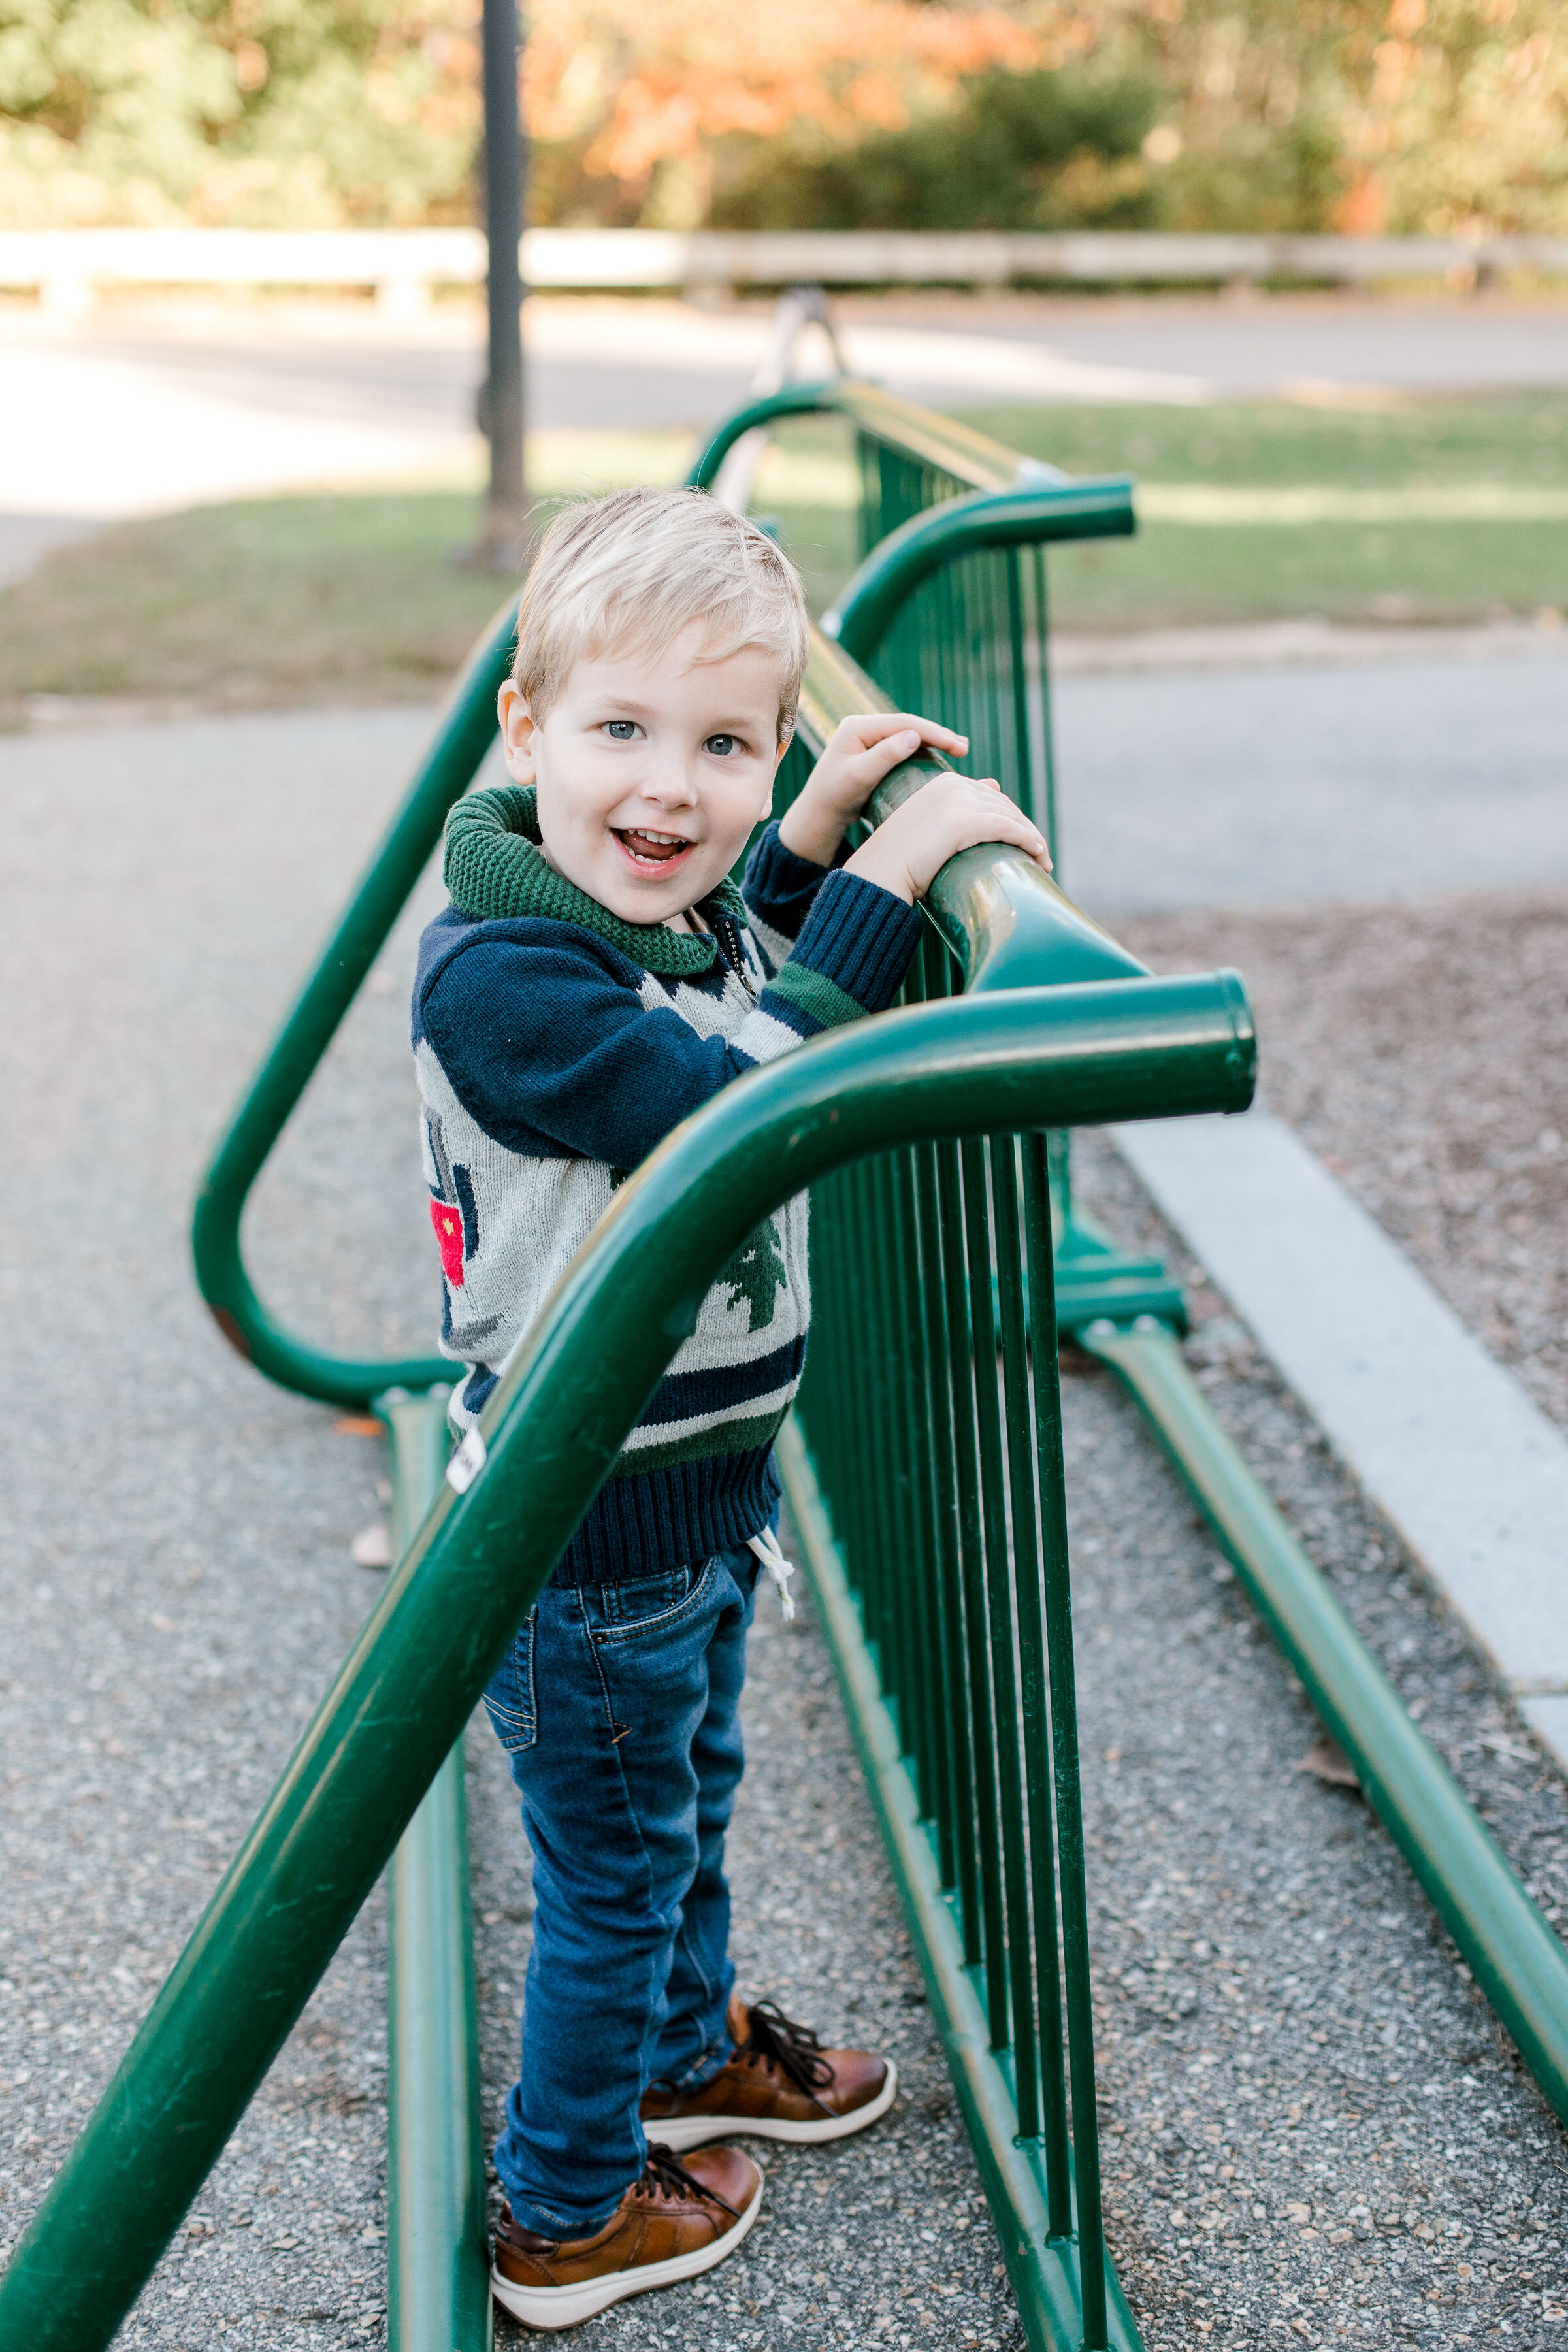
{"left": 615, "top": 827, "right": 694, "bottom": 872}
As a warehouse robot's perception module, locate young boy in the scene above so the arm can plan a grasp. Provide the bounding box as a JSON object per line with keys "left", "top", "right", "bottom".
{"left": 412, "top": 487, "right": 1051, "bottom": 2330}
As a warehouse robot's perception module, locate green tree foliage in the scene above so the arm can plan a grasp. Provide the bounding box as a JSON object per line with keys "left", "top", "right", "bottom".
{"left": 1, "top": 0, "right": 1563, "bottom": 235}
{"left": 1126, "top": 0, "right": 1567, "bottom": 236}
{"left": 0, "top": 0, "right": 480, "bottom": 223}
{"left": 711, "top": 66, "right": 1162, "bottom": 231}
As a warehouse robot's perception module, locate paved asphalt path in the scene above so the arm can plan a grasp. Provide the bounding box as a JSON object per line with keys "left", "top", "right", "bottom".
{"left": 1052, "top": 652, "right": 1568, "bottom": 917}
{"left": 2, "top": 706, "right": 1566, "bottom": 2349}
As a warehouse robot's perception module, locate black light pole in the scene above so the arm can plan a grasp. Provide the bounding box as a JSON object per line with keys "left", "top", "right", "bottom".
{"left": 476, "top": 0, "right": 526, "bottom": 566}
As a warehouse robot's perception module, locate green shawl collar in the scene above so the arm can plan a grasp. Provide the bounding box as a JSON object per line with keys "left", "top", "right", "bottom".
{"left": 442, "top": 785, "right": 747, "bottom": 979}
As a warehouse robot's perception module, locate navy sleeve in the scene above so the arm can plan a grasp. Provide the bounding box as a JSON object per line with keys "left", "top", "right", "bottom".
{"left": 419, "top": 880, "right": 923, "bottom": 1169}
{"left": 741, "top": 820, "right": 851, "bottom": 945}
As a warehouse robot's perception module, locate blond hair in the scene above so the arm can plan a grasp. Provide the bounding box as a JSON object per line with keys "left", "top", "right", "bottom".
{"left": 512, "top": 487, "right": 810, "bottom": 744}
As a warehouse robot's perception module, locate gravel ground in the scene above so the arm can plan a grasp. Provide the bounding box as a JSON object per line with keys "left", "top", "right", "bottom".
{"left": 1066, "top": 1132, "right": 1568, "bottom": 2349}
{"left": 4, "top": 711, "right": 1565, "bottom": 2351}
{"left": 1112, "top": 889, "right": 1568, "bottom": 1435}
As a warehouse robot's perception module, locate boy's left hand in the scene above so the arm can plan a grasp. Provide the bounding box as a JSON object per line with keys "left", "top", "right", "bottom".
{"left": 777, "top": 712, "right": 970, "bottom": 869}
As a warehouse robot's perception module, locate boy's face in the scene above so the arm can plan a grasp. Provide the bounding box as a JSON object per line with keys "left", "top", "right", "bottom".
{"left": 498, "top": 623, "right": 787, "bottom": 926}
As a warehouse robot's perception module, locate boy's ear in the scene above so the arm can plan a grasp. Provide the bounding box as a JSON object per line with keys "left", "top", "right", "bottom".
{"left": 497, "top": 680, "right": 538, "bottom": 783}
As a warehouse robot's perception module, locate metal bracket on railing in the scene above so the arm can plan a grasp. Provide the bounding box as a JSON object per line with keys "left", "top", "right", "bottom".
{"left": 710, "top": 285, "right": 848, "bottom": 516}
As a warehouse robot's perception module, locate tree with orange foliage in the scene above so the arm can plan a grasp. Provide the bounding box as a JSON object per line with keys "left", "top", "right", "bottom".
{"left": 0, "top": 0, "right": 1562, "bottom": 236}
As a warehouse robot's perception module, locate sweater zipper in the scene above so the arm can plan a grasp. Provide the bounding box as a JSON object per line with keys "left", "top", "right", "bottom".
{"left": 714, "top": 913, "right": 758, "bottom": 998}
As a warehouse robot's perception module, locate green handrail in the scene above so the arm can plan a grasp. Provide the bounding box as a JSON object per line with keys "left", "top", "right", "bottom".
{"left": 798, "top": 638, "right": 1149, "bottom": 992}
{"left": 0, "top": 975, "right": 1254, "bottom": 2352}
{"left": 190, "top": 596, "right": 519, "bottom": 1405}
{"left": 725, "top": 376, "right": 1568, "bottom": 2148}
{"left": 823, "top": 476, "right": 1135, "bottom": 668}
{"left": 687, "top": 377, "right": 1062, "bottom": 498}
{"left": 381, "top": 1393, "right": 492, "bottom": 2352}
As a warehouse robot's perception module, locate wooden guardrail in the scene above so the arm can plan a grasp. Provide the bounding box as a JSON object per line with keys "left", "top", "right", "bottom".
{"left": 5, "top": 226, "right": 1565, "bottom": 314}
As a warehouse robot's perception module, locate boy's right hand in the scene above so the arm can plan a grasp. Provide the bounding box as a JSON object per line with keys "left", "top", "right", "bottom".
{"left": 776, "top": 711, "right": 970, "bottom": 870}
{"left": 843, "top": 774, "right": 1052, "bottom": 906}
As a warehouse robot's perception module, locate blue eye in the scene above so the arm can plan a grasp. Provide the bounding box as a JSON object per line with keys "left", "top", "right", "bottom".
{"left": 604, "top": 720, "right": 638, "bottom": 740}
{"left": 705, "top": 734, "right": 740, "bottom": 757}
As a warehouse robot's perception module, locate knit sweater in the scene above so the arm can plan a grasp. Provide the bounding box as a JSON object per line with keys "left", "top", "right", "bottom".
{"left": 412, "top": 784, "right": 924, "bottom": 1584}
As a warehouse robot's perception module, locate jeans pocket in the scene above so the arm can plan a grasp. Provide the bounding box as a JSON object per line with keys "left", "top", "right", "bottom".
{"left": 482, "top": 1612, "right": 537, "bottom": 1752}
{"left": 592, "top": 1558, "right": 715, "bottom": 1646}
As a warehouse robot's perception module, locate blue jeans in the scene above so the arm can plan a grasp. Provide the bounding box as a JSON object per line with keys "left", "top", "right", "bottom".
{"left": 483, "top": 1543, "right": 761, "bottom": 2238}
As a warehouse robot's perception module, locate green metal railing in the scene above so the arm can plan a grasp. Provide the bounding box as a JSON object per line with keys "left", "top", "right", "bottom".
{"left": 706, "top": 378, "right": 1568, "bottom": 2149}
{"left": 0, "top": 894, "right": 1254, "bottom": 2351}
{"left": 691, "top": 373, "right": 1175, "bottom": 1332}
{"left": 382, "top": 1393, "right": 492, "bottom": 2352}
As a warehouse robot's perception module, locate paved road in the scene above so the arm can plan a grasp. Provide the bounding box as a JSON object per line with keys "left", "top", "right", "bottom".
{"left": 1054, "top": 653, "right": 1568, "bottom": 917}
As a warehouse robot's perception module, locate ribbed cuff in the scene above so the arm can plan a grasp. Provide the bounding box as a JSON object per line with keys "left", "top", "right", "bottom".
{"left": 789, "top": 868, "right": 924, "bottom": 1013}
{"left": 742, "top": 821, "right": 836, "bottom": 942}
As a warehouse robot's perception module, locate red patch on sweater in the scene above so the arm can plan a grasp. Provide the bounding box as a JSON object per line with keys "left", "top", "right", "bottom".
{"left": 429, "top": 1198, "right": 465, "bottom": 1287}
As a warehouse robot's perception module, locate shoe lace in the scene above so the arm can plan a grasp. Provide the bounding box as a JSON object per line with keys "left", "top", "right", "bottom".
{"left": 640, "top": 2142, "right": 742, "bottom": 2219}
{"left": 740, "top": 1999, "right": 835, "bottom": 2100}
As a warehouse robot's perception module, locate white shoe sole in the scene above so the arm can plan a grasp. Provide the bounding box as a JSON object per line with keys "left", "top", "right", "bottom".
{"left": 648, "top": 2057, "right": 899, "bottom": 2153}
{"left": 490, "top": 2173, "right": 762, "bottom": 2333}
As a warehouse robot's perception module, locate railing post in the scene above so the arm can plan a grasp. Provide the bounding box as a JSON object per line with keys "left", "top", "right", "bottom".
{"left": 382, "top": 1392, "right": 493, "bottom": 2352}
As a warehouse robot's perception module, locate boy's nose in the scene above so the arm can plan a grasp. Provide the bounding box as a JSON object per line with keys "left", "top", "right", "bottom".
{"left": 638, "top": 757, "right": 700, "bottom": 810}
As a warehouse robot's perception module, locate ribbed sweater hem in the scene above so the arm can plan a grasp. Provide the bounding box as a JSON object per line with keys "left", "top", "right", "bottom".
{"left": 551, "top": 1445, "right": 781, "bottom": 1584}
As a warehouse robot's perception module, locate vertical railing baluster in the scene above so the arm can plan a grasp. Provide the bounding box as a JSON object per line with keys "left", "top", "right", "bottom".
{"left": 912, "top": 1126, "right": 978, "bottom": 1927}
{"left": 962, "top": 1135, "right": 1036, "bottom": 2086}
{"left": 900, "top": 945, "right": 969, "bottom": 1895}
{"left": 890, "top": 1141, "right": 946, "bottom": 1848}
{"left": 909, "top": 937, "right": 982, "bottom": 1932}
{"left": 990, "top": 1133, "right": 1071, "bottom": 2204}
{"left": 862, "top": 1152, "right": 916, "bottom": 1733}
{"left": 934, "top": 1131, "right": 1007, "bottom": 1995}
{"left": 977, "top": 550, "right": 1004, "bottom": 794}
{"left": 875, "top": 1146, "right": 934, "bottom": 1801}
{"left": 841, "top": 1160, "right": 881, "bottom": 1646}
{"left": 1005, "top": 549, "right": 1033, "bottom": 827}
{"left": 812, "top": 1170, "right": 857, "bottom": 1583}
{"left": 1032, "top": 544, "right": 1058, "bottom": 878}
{"left": 1022, "top": 1131, "right": 1107, "bottom": 2349}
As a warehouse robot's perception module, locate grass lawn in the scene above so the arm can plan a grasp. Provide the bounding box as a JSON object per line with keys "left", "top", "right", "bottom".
{"left": 3, "top": 393, "right": 1563, "bottom": 713}
{"left": 751, "top": 390, "right": 1568, "bottom": 627}
{"left": 5, "top": 491, "right": 510, "bottom": 710}
{"left": 967, "top": 389, "right": 1568, "bottom": 631}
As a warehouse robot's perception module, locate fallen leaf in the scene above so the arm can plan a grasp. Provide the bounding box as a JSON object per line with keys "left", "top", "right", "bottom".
{"left": 1299, "top": 1734, "right": 1360, "bottom": 1790}
{"left": 334, "top": 1414, "right": 384, "bottom": 1439}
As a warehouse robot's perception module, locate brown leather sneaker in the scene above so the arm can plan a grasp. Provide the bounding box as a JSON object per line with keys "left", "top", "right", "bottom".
{"left": 640, "top": 1990, "right": 896, "bottom": 2153}
{"left": 490, "top": 2142, "right": 762, "bottom": 2331}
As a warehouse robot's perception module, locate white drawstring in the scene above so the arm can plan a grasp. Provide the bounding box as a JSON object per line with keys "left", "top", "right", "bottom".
{"left": 745, "top": 1526, "right": 797, "bottom": 1621}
